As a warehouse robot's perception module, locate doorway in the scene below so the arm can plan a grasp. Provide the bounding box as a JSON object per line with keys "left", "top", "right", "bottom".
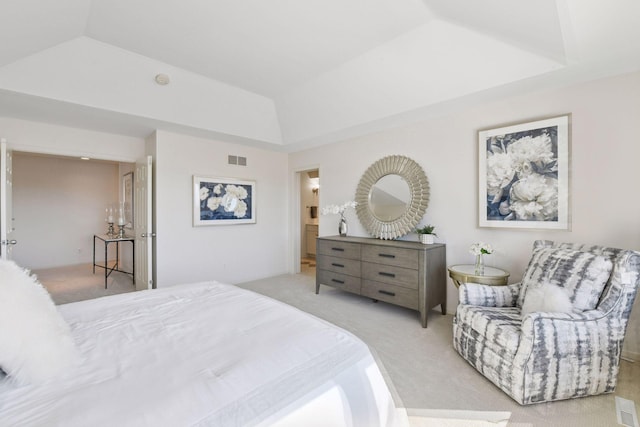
{"left": 300, "top": 169, "right": 319, "bottom": 276}
{"left": 11, "top": 151, "right": 136, "bottom": 303}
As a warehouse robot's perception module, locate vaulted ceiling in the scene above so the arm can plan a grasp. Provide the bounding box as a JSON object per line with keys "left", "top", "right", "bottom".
{"left": 0, "top": 1, "right": 639, "bottom": 151}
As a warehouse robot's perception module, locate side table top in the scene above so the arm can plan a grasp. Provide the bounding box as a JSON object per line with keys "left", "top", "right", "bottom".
{"left": 448, "top": 264, "right": 510, "bottom": 286}
{"left": 95, "top": 233, "right": 135, "bottom": 242}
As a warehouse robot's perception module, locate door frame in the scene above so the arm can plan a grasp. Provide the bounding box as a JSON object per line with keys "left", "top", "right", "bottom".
{"left": 1, "top": 140, "right": 153, "bottom": 282}
{"left": 0, "top": 139, "right": 13, "bottom": 260}
{"left": 290, "top": 165, "right": 321, "bottom": 274}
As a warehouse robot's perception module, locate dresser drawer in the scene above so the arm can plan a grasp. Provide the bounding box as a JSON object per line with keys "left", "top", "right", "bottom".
{"left": 318, "top": 239, "right": 361, "bottom": 260}
{"left": 361, "top": 280, "right": 419, "bottom": 310}
{"left": 317, "top": 255, "right": 361, "bottom": 277}
{"left": 362, "top": 244, "right": 418, "bottom": 269}
{"left": 317, "top": 269, "right": 361, "bottom": 294}
{"left": 362, "top": 261, "right": 418, "bottom": 290}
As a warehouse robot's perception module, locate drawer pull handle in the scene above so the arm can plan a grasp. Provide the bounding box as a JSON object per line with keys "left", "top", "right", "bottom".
{"left": 378, "top": 290, "right": 396, "bottom": 297}
{"left": 331, "top": 247, "right": 345, "bottom": 252}
{"left": 379, "top": 253, "right": 396, "bottom": 258}
{"left": 331, "top": 279, "right": 345, "bottom": 284}
{"left": 331, "top": 263, "right": 345, "bottom": 268}
{"left": 379, "top": 272, "right": 396, "bottom": 278}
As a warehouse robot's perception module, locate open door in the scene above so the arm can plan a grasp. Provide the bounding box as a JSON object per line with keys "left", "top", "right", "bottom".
{"left": 0, "top": 140, "right": 16, "bottom": 260}
{"left": 134, "top": 155, "right": 153, "bottom": 290}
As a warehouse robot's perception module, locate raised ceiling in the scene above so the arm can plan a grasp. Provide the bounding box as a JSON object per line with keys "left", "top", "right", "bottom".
{"left": 0, "top": 0, "right": 639, "bottom": 150}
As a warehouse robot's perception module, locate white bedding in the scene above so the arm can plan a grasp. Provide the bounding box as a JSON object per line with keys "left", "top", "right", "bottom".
{"left": 0, "top": 282, "right": 401, "bottom": 426}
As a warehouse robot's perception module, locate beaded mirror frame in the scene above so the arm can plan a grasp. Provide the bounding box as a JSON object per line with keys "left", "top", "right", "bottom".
{"left": 355, "top": 155, "right": 430, "bottom": 240}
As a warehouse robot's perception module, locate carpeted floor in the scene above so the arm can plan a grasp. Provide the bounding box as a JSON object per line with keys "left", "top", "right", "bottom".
{"left": 34, "top": 262, "right": 135, "bottom": 304}
{"left": 407, "top": 409, "right": 512, "bottom": 427}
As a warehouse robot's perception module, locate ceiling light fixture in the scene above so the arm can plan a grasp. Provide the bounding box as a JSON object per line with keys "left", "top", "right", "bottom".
{"left": 80, "top": 157, "right": 90, "bottom": 160}
{"left": 155, "top": 73, "right": 170, "bottom": 85}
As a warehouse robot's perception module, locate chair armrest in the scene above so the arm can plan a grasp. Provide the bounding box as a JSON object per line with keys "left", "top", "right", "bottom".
{"left": 517, "top": 309, "right": 624, "bottom": 372}
{"left": 513, "top": 309, "right": 626, "bottom": 403}
{"left": 458, "top": 282, "right": 521, "bottom": 307}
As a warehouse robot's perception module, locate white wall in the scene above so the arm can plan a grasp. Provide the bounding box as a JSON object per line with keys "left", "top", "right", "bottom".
{"left": 289, "top": 70, "right": 640, "bottom": 357}
{"left": 153, "top": 130, "right": 289, "bottom": 287}
{"left": 12, "top": 153, "right": 120, "bottom": 269}
{"left": 0, "top": 117, "right": 145, "bottom": 162}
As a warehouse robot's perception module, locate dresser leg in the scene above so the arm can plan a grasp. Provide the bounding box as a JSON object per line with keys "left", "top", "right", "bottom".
{"left": 315, "top": 283, "right": 320, "bottom": 294}
{"left": 441, "top": 303, "right": 447, "bottom": 315}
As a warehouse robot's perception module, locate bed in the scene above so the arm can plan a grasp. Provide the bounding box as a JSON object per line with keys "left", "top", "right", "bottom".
{"left": 0, "top": 273, "right": 402, "bottom": 427}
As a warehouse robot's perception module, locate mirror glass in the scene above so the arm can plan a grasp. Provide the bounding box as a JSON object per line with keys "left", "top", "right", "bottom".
{"left": 369, "top": 174, "right": 411, "bottom": 221}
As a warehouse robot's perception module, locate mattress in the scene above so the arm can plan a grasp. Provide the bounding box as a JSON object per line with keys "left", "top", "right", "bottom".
{"left": 0, "top": 282, "right": 401, "bottom": 426}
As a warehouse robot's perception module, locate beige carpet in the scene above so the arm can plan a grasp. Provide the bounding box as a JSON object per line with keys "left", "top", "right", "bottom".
{"left": 33, "top": 262, "right": 135, "bottom": 304}
{"left": 407, "top": 409, "right": 512, "bottom": 427}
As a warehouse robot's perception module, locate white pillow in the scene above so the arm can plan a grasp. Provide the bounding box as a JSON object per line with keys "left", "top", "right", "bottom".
{"left": 518, "top": 247, "right": 613, "bottom": 311}
{"left": 521, "top": 281, "right": 574, "bottom": 317}
{"left": 0, "top": 260, "right": 79, "bottom": 385}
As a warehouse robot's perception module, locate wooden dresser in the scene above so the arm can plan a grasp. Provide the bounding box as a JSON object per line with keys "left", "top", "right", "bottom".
{"left": 316, "top": 235, "right": 446, "bottom": 328}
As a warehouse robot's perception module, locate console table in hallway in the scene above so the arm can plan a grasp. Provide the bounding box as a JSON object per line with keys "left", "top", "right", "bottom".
{"left": 93, "top": 234, "right": 135, "bottom": 289}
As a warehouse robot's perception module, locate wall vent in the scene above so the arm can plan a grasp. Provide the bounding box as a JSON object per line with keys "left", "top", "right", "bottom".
{"left": 228, "top": 155, "right": 247, "bottom": 166}
{"left": 616, "top": 396, "right": 639, "bottom": 427}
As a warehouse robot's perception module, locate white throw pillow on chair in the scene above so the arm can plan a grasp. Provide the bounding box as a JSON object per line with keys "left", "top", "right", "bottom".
{"left": 521, "top": 281, "right": 574, "bottom": 316}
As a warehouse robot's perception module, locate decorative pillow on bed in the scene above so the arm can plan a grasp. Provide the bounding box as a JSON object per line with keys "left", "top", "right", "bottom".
{"left": 521, "top": 281, "right": 573, "bottom": 316}
{"left": 517, "top": 247, "right": 613, "bottom": 311}
{"left": 0, "top": 260, "right": 79, "bottom": 385}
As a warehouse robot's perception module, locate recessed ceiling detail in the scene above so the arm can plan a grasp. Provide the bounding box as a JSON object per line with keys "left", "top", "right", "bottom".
{"left": 0, "top": 1, "right": 639, "bottom": 149}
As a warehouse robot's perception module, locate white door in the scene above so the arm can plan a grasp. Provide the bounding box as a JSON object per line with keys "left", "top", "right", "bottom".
{"left": 134, "top": 155, "right": 153, "bottom": 290}
{"left": 0, "top": 140, "right": 16, "bottom": 260}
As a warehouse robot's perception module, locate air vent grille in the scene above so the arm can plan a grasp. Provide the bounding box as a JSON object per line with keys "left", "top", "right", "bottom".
{"left": 228, "top": 155, "right": 247, "bottom": 166}
{"left": 616, "top": 396, "right": 639, "bottom": 427}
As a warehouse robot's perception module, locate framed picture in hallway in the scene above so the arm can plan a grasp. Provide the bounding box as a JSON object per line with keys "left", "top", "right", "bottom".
{"left": 122, "top": 172, "right": 134, "bottom": 229}
{"left": 193, "top": 175, "right": 256, "bottom": 226}
{"left": 478, "top": 114, "right": 571, "bottom": 230}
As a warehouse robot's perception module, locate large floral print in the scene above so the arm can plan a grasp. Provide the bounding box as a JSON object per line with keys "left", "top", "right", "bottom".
{"left": 485, "top": 127, "right": 559, "bottom": 221}
{"left": 479, "top": 115, "right": 570, "bottom": 230}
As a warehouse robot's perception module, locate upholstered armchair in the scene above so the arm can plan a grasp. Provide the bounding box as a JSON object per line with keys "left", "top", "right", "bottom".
{"left": 453, "top": 240, "right": 640, "bottom": 405}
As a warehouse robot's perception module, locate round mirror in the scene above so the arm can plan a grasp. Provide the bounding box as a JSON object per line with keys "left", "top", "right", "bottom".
{"left": 369, "top": 174, "right": 411, "bottom": 221}
{"left": 355, "top": 155, "right": 429, "bottom": 240}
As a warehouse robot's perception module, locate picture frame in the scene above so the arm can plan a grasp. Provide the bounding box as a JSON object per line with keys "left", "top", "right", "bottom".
{"left": 478, "top": 114, "right": 570, "bottom": 230}
{"left": 193, "top": 175, "right": 256, "bottom": 226}
{"left": 122, "top": 172, "right": 134, "bottom": 229}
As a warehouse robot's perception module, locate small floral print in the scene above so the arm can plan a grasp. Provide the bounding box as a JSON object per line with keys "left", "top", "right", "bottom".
{"left": 200, "top": 181, "right": 252, "bottom": 220}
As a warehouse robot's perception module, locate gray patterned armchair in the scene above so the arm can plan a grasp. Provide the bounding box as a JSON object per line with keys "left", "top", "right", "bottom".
{"left": 453, "top": 240, "right": 640, "bottom": 405}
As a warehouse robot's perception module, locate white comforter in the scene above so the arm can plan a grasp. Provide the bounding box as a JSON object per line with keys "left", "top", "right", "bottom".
{"left": 0, "top": 282, "right": 400, "bottom": 426}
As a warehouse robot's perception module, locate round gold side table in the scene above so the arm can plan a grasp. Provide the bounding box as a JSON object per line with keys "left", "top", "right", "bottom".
{"left": 448, "top": 264, "right": 510, "bottom": 288}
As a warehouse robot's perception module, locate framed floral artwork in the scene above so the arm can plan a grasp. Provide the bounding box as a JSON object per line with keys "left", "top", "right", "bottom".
{"left": 122, "top": 172, "right": 134, "bottom": 229}
{"left": 478, "top": 114, "right": 570, "bottom": 230}
{"left": 193, "top": 176, "right": 256, "bottom": 226}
